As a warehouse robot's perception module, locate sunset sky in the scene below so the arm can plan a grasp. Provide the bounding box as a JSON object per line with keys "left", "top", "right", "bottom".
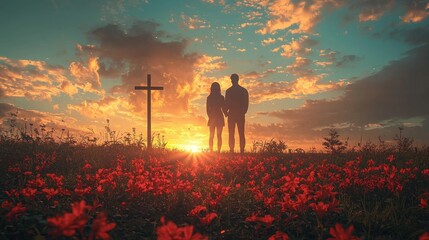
{"left": 1, "top": 0, "right": 428, "bottom": 151}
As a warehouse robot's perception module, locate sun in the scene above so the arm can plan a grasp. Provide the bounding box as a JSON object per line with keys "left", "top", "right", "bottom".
{"left": 186, "top": 145, "right": 201, "bottom": 153}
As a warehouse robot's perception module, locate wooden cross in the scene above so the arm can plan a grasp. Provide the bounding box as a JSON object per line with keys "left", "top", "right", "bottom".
{"left": 134, "top": 74, "right": 164, "bottom": 150}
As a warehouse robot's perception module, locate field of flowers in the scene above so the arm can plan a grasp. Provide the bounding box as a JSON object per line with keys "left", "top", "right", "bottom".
{"left": 1, "top": 141, "right": 429, "bottom": 239}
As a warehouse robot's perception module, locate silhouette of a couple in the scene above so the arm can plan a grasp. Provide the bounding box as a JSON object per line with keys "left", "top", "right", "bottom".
{"left": 206, "top": 74, "right": 249, "bottom": 154}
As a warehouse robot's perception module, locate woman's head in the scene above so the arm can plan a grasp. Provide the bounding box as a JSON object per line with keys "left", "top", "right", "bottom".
{"left": 210, "top": 82, "right": 221, "bottom": 95}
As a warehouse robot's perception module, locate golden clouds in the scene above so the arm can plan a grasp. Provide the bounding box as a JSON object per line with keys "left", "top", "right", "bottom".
{"left": 194, "top": 55, "right": 226, "bottom": 73}
{"left": 179, "top": 13, "right": 211, "bottom": 30}
{"left": 273, "top": 36, "right": 318, "bottom": 58}
{"left": 257, "top": 0, "right": 343, "bottom": 35}
{"left": 60, "top": 80, "right": 79, "bottom": 96}
{"left": 401, "top": 2, "right": 429, "bottom": 23}
{"left": 0, "top": 57, "right": 67, "bottom": 100}
{"left": 67, "top": 96, "right": 134, "bottom": 119}
{"left": 245, "top": 74, "right": 345, "bottom": 104}
{"left": 69, "top": 57, "right": 103, "bottom": 94}
{"left": 354, "top": 0, "right": 394, "bottom": 22}
{"left": 0, "top": 54, "right": 106, "bottom": 101}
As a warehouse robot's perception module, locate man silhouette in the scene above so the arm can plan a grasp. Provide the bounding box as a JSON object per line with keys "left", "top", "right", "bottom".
{"left": 225, "top": 73, "right": 249, "bottom": 154}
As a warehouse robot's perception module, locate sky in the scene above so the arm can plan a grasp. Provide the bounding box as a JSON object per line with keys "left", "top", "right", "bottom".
{"left": 0, "top": 0, "right": 428, "bottom": 151}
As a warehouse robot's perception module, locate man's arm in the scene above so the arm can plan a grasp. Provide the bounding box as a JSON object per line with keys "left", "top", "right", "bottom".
{"left": 224, "top": 89, "right": 230, "bottom": 116}
{"left": 221, "top": 96, "right": 228, "bottom": 117}
{"left": 244, "top": 88, "right": 249, "bottom": 114}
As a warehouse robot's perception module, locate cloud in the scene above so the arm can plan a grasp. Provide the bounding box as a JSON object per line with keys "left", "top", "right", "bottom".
{"left": 242, "top": 72, "right": 345, "bottom": 103}
{"left": 0, "top": 85, "right": 5, "bottom": 98}
{"left": 274, "top": 36, "right": 318, "bottom": 58}
{"left": 335, "top": 54, "right": 361, "bottom": 67}
{"left": 0, "top": 57, "right": 71, "bottom": 100}
{"left": 67, "top": 96, "right": 135, "bottom": 119}
{"left": 0, "top": 54, "right": 106, "bottom": 100}
{"left": 179, "top": 13, "right": 211, "bottom": 30}
{"left": 202, "top": 0, "right": 225, "bottom": 5}
{"left": 343, "top": 0, "right": 428, "bottom": 23}
{"left": 245, "top": 10, "right": 263, "bottom": 21}
{"left": 261, "top": 43, "right": 429, "bottom": 132}
{"left": 79, "top": 21, "right": 208, "bottom": 115}
{"left": 286, "top": 56, "right": 314, "bottom": 76}
{"left": 401, "top": 0, "right": 429, "bottom": 23}
{"left": 316, "top": 50, "right": 360, "bottom": 68}
{"left": 0, "top": 102, "right": 14, "bottom": 118}
{"left": 348, "top": 0, "right": 394, "bottom": 22}
{"left": 261, "top": 37, "right": 276, "bottom": 46}
{"left": 69, "top": 56, "right": 103, "bottom": 94}
{"left": 392, "top": 26, "right": 429, "bottom": 45}
{"left": 60, "top": 80, "right": 79, "bottom": 96}
{"left": 0, "top": 103, "right": 86, "bottom": 137}
{"left": 257, "top": 0, "right": 344, "bottom": 34}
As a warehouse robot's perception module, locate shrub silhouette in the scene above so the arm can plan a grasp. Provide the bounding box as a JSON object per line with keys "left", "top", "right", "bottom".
{"left": 322, "top": 128, "right": 347, "bottom": 154}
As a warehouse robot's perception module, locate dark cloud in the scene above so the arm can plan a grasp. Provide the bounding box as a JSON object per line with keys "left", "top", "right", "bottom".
{"left": 80, "top": 21, "right": 202, "bottom": 114}
{"left": 300, "top": 37, "right": 319, "bottom": 50}
{"left": 0, "top": 86, "right": 5, "bottom": 98}
{"left": 335, "top": 54, "right": 361, "bottom": 67}
{"left": 319, "top": 50, "right": 361, "bottom": 68}
{"left": 260, "top": 43, "right": 429, "bottom": 144}
{"left": 0, "top": 103, "right": 14, "bottom": 118}
{"left": 389, "top": 26, "right": 429, "bottom": 45}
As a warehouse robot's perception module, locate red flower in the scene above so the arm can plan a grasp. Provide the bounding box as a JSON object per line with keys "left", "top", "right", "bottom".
{"left": 310, "top": 201, "right": 329, "bottom": 219}
{"left": 420, "top": 198, "right": 428, "bottom": 209}
{"left": 156, "top": 217, "right": 207, "bottom": 240}
{"left": 328, "top": 223, "right": 360, "bottom": 240}
{"left": 6, "top": 203, "right": 26, "bottom": 221}
{"left": 245, "top": 214, "right": 275, "bottom": 226}
{"left": 83, "top": 162, "right": 93, "bottom": 170}
{"left": 72, "top": 200, "right": 89, "bottom": 216}
{"left": 268, "top": 231, "right": 289, "bottom": 240}
{"left": 419, "top": 232, "right": 429, "bottom": 240}
{"left": 189, "top": 205, "right": 207, "bottom": 217}
{"left": 386, "top": 154, "right": 394, "bottom": 163}
{"left": 47, "top": 200, "right": 88, "bottom": 238}
{"left": 1, "top": 200, "right": 13, "bottom": 209}
{"left": 245, "top": 213, "right": 258, "bottom": 222}
{"left": 259, "top": 214, "right": 275, "bottom": 226}
{"left": 200, "top": 213, "right": 217, "bottom": 225}
{"left": 42, "top": 188, "right": 59, "bottom": 200}
{"left": 89, "top": 212, "right": 116, "bottom": 240}
{"left": 48, "top": 213, "right": 82, "bottom": 237}
{"left": 21, "top": 187, "right": 37, "bottom": 199}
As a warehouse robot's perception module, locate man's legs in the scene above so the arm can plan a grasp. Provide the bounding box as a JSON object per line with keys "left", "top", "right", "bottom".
{"left": 228, "top": 117, "right": 236, "bottom": 153}
{"left": 237, "top": 115, "right": 245, "bottom": 154}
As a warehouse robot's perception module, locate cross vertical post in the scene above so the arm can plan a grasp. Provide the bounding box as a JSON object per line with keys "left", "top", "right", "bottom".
{"left": 134, "top": 74, "right": 164, "bottom": 150}
{"left": 147, "top": 74, "right": 151, "bottom": 150}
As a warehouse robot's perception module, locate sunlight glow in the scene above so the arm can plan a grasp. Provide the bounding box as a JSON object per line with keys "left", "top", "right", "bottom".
{"left": 186, "top": 145, "right": 202, "bottom": 153}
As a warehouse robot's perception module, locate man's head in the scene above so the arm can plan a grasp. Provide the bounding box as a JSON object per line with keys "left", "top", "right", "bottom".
{"left": 230, "top": 73, "right": 239, "bottom": 86}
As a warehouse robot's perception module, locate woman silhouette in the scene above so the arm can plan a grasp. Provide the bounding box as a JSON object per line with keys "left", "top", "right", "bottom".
{"left": 206, "top": 82, "right": 226, "bottom": 153}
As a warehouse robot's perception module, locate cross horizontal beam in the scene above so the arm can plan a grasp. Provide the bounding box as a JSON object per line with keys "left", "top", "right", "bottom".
{"left": 134, "top": 86, "right": 164, "bottom": 90}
